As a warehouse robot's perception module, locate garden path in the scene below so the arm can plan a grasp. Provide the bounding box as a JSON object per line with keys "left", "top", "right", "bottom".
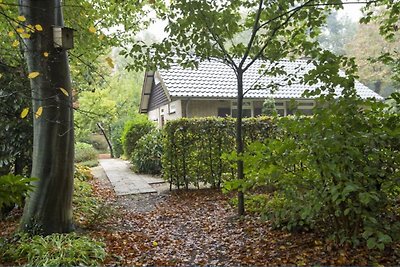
{"left": 99, "top": 159, "right": 164, "bottom": 195}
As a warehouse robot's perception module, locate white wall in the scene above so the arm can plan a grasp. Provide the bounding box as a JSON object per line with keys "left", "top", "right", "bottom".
{"left": 148, "top": 100, "right": 183, "bottom": 128}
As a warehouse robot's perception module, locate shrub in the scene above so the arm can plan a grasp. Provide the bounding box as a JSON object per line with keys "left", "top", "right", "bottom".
{"left": 75, "top": 142, "right": 98, "bottom": 163}
{"left": 1, "top": 233, "right": 106, "bottom": 266}
{"left": 0, "top": 174, "right": 36, "bottom": 210}
{"left": 162, "top": 117, "right": 275, "bottom": 189}
{"left": 236, "top": 97, "right": 400, "bottom": 249}
{"left": 74, "top": 164, "right": 94, "bottom": 181}
{"left": 131, "top": 129, "right": 163, "bottom": 174}
{"left": 84, "top": 134, "right": 109, "bottom": 152}
{"left": 121, "top": 116, "right": 155, "bottom": 157}
{"left": 73, "top": 167, "right": 112, "bottom": 228}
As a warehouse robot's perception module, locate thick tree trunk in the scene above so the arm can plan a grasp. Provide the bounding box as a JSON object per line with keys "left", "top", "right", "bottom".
{"left": 20, "top": 0, "right": 75, "bottom": 235}
{"left": 236, "top": 69, "right": 245, "bottom": 216}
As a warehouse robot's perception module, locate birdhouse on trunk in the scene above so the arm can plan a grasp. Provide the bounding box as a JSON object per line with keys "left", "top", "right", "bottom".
{"left": 52, "top": 26, "right": 74, "bottom": 50}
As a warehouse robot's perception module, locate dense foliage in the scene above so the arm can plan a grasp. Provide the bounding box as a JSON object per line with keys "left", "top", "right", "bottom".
{"left": 121, "top": 116, "right": 155, "bottom": 158}
{"left": 162, "top": 117, "right": 275, "bottom": 189}
{"left": 0, "top": 68, "right": 32, "bottom": 176}
{"left": 131, "top": 129, "right": 163, "bottom": 174}
{"left": 0, "top": 233, "right": 106, "bottom": 266}
{"left": 74, "top": 164, "right": 113, "bottom": 228}
{"left": 74, "top": 142, "right": 98, "bottom": 164}
{"left": 235, "top": 97, "right": 400, "bottom": 249}
{"left": 0, "top": 174, "right": 35, "bottom": 210}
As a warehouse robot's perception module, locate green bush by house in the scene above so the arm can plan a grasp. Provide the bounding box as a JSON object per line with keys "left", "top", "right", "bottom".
{"left": 121, "top": 116, "right": 155, "bottom": 158}
{"left": 131, "top": 129, "right": 163, "bottom": 174}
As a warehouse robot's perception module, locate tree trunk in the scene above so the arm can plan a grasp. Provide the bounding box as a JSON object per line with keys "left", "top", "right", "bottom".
{"left": 20, "top": 0, "right": 75, "bottom": 235}
{"left": 97, "top": 123, "right": 114, "bottom": 158}
{"left": 236, "top": 69, "right": 245, "bottom": 216}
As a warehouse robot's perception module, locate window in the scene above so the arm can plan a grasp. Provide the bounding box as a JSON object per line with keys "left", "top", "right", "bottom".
{"left": 169, "top": 102, "right": 176, "bottom": 114}
{"left": 287, "top": 100, "right": 314, "bottom": 116}
{"left": 218, "top": 108, "right": 230, "bottom": 117}
{"left": 231, "top": 100, "right": 252, "bottom": 118}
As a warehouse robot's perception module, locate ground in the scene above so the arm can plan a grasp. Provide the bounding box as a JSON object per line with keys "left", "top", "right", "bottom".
{"left": 1, "top": 167, "right": 399, "bottom": 266}
{"left": 88, "top": 166, "right": 400, "bottom": 266}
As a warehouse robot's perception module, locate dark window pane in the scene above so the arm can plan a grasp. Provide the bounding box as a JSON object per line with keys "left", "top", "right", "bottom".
{"left": 254, "top": 108, "right": 262, "bottom": 117}
{"left": 277, "top": 109, "right": 285, "bottom": 116}
{"left": 218, "top": 107, "right": 231, "bottom": 117}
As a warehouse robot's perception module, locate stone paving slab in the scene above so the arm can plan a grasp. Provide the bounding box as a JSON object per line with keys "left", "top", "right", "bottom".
{"left": 99, "top": 159, "right": 158, "bottom": 195}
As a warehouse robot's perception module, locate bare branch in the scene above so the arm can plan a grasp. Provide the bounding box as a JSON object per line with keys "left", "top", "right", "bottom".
{"left": 240, "top": 0, "right": 264, "bottom": 69}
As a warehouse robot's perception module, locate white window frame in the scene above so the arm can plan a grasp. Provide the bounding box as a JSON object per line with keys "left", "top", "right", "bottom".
{"left": 169, "top": 102, "right": 176, "bottom": 114}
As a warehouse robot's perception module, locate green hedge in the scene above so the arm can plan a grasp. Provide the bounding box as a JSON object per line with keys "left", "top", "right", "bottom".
{"left": 162, "top": 117, "right": 275, "bottom": 189}
{"left": 121, "top": 116, "right": 155, "bottom": 158}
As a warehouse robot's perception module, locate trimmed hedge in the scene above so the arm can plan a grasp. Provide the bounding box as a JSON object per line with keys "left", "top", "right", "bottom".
{"left": 162, "top": 117, "right": 275, "bottom": 189}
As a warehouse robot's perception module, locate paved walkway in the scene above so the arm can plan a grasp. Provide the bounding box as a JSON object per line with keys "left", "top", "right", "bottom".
{"left": 99, "top": 159, "right": 164, "bottom": 196}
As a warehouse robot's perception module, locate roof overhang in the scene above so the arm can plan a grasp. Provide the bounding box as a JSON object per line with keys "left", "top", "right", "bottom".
{"left": 139, "top": 71, "right": 155, "bottom": 113}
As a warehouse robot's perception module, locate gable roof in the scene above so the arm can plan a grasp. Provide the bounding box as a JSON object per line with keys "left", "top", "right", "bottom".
{"left": 140, "top": 59, "right": 383, "bottom": 112}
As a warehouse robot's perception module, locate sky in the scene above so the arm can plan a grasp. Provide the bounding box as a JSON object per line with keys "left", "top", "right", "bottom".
{"left": 138, "top": 1, "right": 367, "bottom": 42}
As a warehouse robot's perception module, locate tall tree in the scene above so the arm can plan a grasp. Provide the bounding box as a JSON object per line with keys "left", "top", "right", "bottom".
{"left": 345, "top": 22, "right": 399, "bottom": 96}
{"left": 318, "top": 11, "right": 357, "bottom": 55}
{"left": 18, "top": 0, "right": 75, "bottom": 234}
{"left": 126, "top": 0, "right": 361, "bottom": 215}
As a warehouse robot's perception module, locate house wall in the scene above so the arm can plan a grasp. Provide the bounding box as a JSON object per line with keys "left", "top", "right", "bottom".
{"left": 186, "top": 100, "right": 231, "bottom": 118}
{"left": 148, "top": 99, "right": 184, "bottom": 128}
{"left": 147, "top": 99, "right": 315, "bottom": 127}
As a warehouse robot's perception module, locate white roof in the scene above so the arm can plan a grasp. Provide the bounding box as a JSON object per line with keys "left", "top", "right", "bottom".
{"left": 158, "top": 59, "right": 383, "bottom": 100}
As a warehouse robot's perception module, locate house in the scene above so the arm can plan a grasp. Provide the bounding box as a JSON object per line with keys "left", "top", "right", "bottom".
{"left": 139, "top": 59, "right": 383, "bottom": 127}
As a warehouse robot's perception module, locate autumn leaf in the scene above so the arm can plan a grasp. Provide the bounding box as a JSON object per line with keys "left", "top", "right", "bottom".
{"left": 28, "top": 72, "right": 40, "bottom": 79}
{"left": 105, "top": 57, "right": 114, "bottom": 68}
{"left": 152, "top": 241, "right": 158, "bottom": 247}
{"left": 59, "top": 87, "right": 69, "bottom": 96}
{"left": 20, "top": 107, "right": 29, "bottom": 119}
{"left": 35, "top": 106, "right": 43, "bottom": 119}
{"left": 89, "top": 26, "right": 96, "bottom": 33}
{"left": 21, "top": 33, "right": 31, "bottom": 39}
{"left": 26, "top": 24, "right": 34, "bottom": 32}
{"left": 12, "top": 40, "right": 20, "bottom": 47}
{"left": 17, "top": 15, "right": 26, "bottom": 22}
{"left": 8, "top": 31, "right": 14, "bottom": 37}
{"left": 34, "top": 24, "right": 43, "bottom": 31}
{"left": 16, "top": 28, "right": 24, "bottom": 33}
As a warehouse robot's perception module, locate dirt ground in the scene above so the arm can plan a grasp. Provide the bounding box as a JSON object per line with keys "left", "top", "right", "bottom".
{"left": 89, "top": 166, "right": 400, "bottom": 266}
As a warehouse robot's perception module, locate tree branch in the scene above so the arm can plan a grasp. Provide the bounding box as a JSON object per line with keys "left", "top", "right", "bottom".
{"left": 240, "top": 0, "right": 264, "bottom": 69}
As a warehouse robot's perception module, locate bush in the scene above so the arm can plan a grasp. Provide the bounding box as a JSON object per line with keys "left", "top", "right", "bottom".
{"left": 73, "top": 166, "right": 112, "bottom": 228}
{"left": 85, "top": 134, "right": 109, "bottom": 152}
{"left": 236, "top": 97, "right": 400, "bottom": 249}
{"left": 0, "top": 174, "right": 36, "bottom": 210}
{"left": 75, "top": 142, "right": 98, "bottom": 163}
{"left": 1, "top": 233, "right": 106, "bottom": 266}
{"left": 162, "top": 117, "right": 275, "bottom": 189}
{"left": 131, "top": 129, "right": 163, "bottom": 174}
{"left": 121, "top": 116, "right": 155, "bottom": 157}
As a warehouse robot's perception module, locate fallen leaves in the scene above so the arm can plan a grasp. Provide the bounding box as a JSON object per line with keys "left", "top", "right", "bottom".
{"left": 88, "top": 186, "right": 400, "bottom": 266}
{"left": 1, "top": 177, "right": 399, "bottom": 266}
